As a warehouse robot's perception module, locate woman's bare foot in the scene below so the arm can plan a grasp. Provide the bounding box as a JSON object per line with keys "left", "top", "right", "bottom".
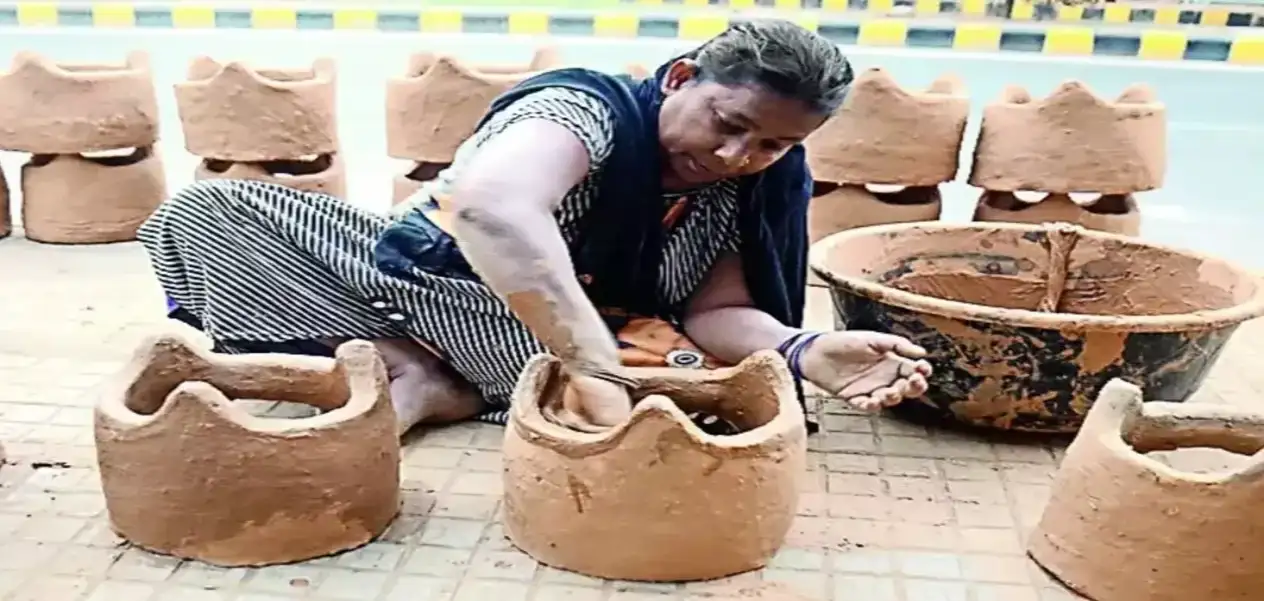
{"left": 367, "top": 338, "right": 485, "bottom": 436}
{"left": 798, "top": 331, "right": 932, "bottom": 411}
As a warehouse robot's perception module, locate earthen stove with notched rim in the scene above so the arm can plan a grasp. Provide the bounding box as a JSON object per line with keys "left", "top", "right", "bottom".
{"left": 1029, "top": 378, "right": 1264, "bottom": 601}
{"left": 0, "top": 51, "right": 166, "bottom": 244}
{"left": 502, "top": 351, "right": 807, "bottom": 582}
{"left": 802, "top": 68, "right": 968, "bottom": 286}
{"left": 968, "top": 81, "right": 1165, "bottom": 236}
{"left": 385, "top": 48, "right": 559, "bottom": 205}
{"left": 94, "top": 335, "right": 401, "bottom": 567}
{"left": 175, "top": 57, "right": 347, "bottom": 199}
{"left": 809, "top": 221, "right": 1264, "bottom": 433}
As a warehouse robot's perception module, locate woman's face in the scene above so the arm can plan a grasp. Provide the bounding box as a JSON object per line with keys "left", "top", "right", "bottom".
{"left": 658, "top": 59, "right": 829, "bottom": 189}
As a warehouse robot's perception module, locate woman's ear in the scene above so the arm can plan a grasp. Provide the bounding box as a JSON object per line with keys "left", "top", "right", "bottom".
{"left": 661, "top": 59, "right": 699, "bottom": 95}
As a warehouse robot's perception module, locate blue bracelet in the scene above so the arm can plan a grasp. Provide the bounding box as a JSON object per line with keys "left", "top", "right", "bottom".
{"left": 776, "top": 331, "right": 824, "bottom": 380}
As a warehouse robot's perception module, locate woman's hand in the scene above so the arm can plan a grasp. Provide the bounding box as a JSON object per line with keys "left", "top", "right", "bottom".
{"left": 798, "top": 331, "right": 933, "bottom": 412}
{"left": 546, "top": 373, "right": 634, "bottom": 432}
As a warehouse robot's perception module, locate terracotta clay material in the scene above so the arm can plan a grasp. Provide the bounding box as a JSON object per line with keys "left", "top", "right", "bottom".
{"left": 973, "top": 191, "right": 1141, "bottom": 236}
{"left": 94, "top": 335, "right": 400, "bottom": 567}
{"left": 1029, "top": 378, "right": 1264, "bottom": 601}
{"left": 502, "top": 351, "right": 807, "bottom": 582}
{"left": 384, "top": 48, "right": 558, "bottom": 164}
{"left": 809, "top": 221, "right": 1264, "bottom": 433}
{"left": 391, "top": 161, "right": 448, "bottom": 206}
{"left": 21, "top": 147, "right": 167, "bottom": 245}
{"left": 807, "top": 183, "right": 942, "bottom": 287}
{"left": 0, "top": 51, "right": 159, "bottom": 153}
{"left": 175, "top": 57, "right": 337, "bottom": 162}
{"left": 195, "top": 153, "right": 347, "bottom": 198}
{"left": 969, "top": 81, "right": 1166, "bottom": 194}
{"left": 804, "top": 68, "right": 969, "bottom": 186}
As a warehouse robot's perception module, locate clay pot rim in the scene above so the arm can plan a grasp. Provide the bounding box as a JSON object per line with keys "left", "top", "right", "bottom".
{"left": 179, "top": 56, "right": 335, "bottom": 89}
{"left": 391, "top": 52, "right": 551, "bottom": 86}
{"left": 1085, "top": 378, "right": 1264, "bottom": 485}
{"left": 808, "top": 221, "right": 1264, "bottom": 333}
{"left": 9, "top": 49, "right": 150, "bottom": 79}
{"left": 95, "top": 335, "right": 390, "bottom": 434}
{"left": 508, "top": 351, "right": 805, "bottom": 453}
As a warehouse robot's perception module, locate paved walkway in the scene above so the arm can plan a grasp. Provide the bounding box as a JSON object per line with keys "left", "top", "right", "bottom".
{"left": 1, "top": 30, "right": 1262, "bottom": 601}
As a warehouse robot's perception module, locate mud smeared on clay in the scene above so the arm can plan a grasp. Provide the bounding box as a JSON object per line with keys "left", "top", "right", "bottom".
{"left": 809, "top": 222, "right": 1264, "bottom": 432}
{"left": 502, "top": 352, "right": 805, "bottom": 582}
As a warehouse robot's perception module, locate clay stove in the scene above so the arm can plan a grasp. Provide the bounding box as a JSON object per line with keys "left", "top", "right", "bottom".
{"left": 968, "top": 82, "right": 1165, "bottom": 236}
{"left": 385, "top": 49, "right": 558, "bottom": 205}
{"left": 809, "top": 221, "right": 1264, "bottom": 433}
{"left": 1029, "top": 378, "right": 1264, "bottom": 601}
{"left": 175, "top": 57, "right": 346, "bottom": 198}
{"left": 802, "top": 68, "right": 968, "bottom": 285}
{"left": 502, "top": 351, "right": 807, "bottom": 582}
{"left": 0, "top": 51, "right": 165, "bottom": 244}
{"left": 94, "top": 335, "right": 400, "bottom": 567}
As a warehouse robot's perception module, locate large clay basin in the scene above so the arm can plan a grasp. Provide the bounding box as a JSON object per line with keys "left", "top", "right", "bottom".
{"left": 809, "top": 221, "right": 1264, "bottom": 433}
{"left": 502, "top": 351, "right": 807, "bottom": 582}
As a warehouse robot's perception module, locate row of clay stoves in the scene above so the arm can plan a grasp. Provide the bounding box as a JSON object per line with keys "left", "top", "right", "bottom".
{"left": 0, "top": 51, "right": 166, "bottom": 244}
{"left": 803, "top": 68, "right": 1165, "bottom": 284}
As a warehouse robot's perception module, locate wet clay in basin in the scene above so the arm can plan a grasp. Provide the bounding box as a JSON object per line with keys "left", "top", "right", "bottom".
{"left": 195, "top": 153, "right": 347, "bottom": 198}
{"left": 384, "top": 48, "right": 558, "bottom": 165}
{"left": 809, "top": 221, "right": 1264, "bottom": 433}
{"left": 94, "top": 336, "right": 400, "bottom": 567}
{"left": 175, "top": 57, "right": 337, "bottom": 162}
{"left": 502, "top": 351, "right": 807, "bottom": 582}
{"left": 1029, "top": 378, "right": 1264, "bottom": 600}
{"left": 0, "top": 51, "right": 159, "bottom": 153}
{"left": 21, "top": 147, "right": 167, "bottom": 245}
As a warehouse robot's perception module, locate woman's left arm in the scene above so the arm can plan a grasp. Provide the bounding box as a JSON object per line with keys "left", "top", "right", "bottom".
{"left": 682, "top": 251, "right": 801, "bottom": 363}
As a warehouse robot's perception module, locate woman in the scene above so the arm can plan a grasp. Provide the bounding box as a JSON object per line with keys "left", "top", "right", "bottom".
{"left": 139, "top": 19, "right": 932, "bottom": 435}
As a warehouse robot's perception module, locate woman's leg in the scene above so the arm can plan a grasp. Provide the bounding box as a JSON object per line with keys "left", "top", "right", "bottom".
{"left": 138, "top": 179, "right": 484, "bottom": 433}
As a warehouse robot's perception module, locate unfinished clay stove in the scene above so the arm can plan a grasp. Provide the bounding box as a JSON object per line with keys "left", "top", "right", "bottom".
{"left": 1029, "top": 378, "right": 1264, "bottom": 600}
{"left": 195, "top": 153, "right": 347, "bottom": 198}
{"left": 973, "top": 192, "right": 1140, "bottom": 236}
{"left": 0, "top": 51, "right": 159, "bottom": 153}
{"left": 809, "top": 183, "right": 943, "bottom": 243}
{"left": 94, "top": 335, "right": 400, "bottom": 567}
{"left": 805, "top": 69, "right": 968, "bottom": 188}
{"left": 21, "top": 148, "right": 167, "bottom": 244}
{"left": 384, "top": 48, "right": 558, "bottom": 165}
{"left": 803, "top": 69, "right": 966, "bottom": 284}
{"left": 502, "top": 351, "right": 806, "bottom": 582}
{"left": 968, "top": 82, "right": 1165, "bottom": 235}
{"left": 175, "top": 57, "right": 338, "bottom": 162}
{"left": 809, "top": 221, "right": 1264, "bottom": 433}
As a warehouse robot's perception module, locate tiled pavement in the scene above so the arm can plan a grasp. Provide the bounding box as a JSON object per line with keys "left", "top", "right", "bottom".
{"left": 1, "top": 230, "right": 1262, "bottom": 601}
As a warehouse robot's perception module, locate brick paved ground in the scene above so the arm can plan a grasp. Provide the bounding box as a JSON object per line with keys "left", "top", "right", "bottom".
{"left": 0, "top": 231, "right": 1261, "bottom": 601}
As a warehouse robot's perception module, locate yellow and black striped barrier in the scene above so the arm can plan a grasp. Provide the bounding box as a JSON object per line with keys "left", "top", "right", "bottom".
{"left": 2, "top": 2, "right": 1262, "bottom": 65}
{"left": 623, "top": 0, "right": 1264, "bottom": 27}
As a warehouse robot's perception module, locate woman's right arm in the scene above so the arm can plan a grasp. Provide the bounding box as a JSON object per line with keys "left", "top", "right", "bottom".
{"left": 447, "top": 117, "right": 622, "bottom": 379}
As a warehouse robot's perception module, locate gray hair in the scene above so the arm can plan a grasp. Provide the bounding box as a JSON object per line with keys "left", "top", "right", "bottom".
{"left": 685, "top": 19, "right": 853, "bottom": 115}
